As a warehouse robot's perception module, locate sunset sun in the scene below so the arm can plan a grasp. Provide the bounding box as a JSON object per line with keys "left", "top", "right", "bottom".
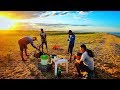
{"left": 0, "top": 16, "right": 15, "bottom": 30}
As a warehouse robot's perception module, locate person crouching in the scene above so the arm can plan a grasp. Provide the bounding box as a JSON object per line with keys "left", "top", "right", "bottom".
{"left": 75, "top": 44, "right": 94, "bottom": 79}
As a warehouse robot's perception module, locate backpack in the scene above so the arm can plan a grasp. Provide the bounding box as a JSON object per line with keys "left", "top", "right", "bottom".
{"left": 86, "top": 49, "right": 94, "bottom": 57}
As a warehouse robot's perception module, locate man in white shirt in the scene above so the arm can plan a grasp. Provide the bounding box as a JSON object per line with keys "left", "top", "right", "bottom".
{"left": 75, "top": 44, "right": 94, "bottom": 79}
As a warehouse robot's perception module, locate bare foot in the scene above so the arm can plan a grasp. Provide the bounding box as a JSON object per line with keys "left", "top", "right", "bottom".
{"left": 69, "top": 59, "right": 72, "bottom": 63}
{"left": 66, "top": 52, "right": 69, "bottom": 55}
{"left": 22, "top": 58, "right": 27, "bottom": 62}
{"left": 26, "top": 54, "right": 29, "bottom": 56}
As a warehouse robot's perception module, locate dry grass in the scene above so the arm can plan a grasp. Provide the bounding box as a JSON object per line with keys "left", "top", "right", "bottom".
{"left": 0, "top": 30, "right": 120, "bottom": 79}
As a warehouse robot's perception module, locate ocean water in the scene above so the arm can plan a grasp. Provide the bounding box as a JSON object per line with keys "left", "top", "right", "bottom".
{"left": 108, "top": 32, "right": 120, "bottom": 37}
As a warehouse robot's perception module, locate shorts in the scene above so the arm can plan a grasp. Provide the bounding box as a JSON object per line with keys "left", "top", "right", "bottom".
{"left": 42, "top": 41, "right": 47, "bottom": 44}
{"left": 18, "top": 41, "right": 27, "bottom": 52}
{"left": 42, "top": 41, "right": 47, "bottom": 45}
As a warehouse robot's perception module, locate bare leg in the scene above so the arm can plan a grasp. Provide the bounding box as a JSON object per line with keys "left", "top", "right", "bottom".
{"left": 25, "top": 49, "right": 29, "bottom": 56}
{"left": 69, "top": 47, "right": 72, "bottom": 62}
{"left": 38, "top": 43, "right": 42, "bottom": 52}
{"left": 69, "top": 46, "right": 74, "bottom": 62}
{"left": 20, "top": 51, "right": 25, "bottom": 61}
{"left": 45, "top": 42, "right": 48, "bottom": 53}
{"left": 39, "top": 44, "right": 41, "bottom": 51}
{"left": 69, "top": 54, "right": 72, "bottom": 62}
{"left": 42, "top": 43, "right": 44, "bottom": 53}
{"left": 75, "top": 63, "right": 83, "bottom": 77}
{"left": 67, "top": 46, "right": 70, "bottom": 54}
{"left": 75, "top": 63, "right": 81, "bottom": 75}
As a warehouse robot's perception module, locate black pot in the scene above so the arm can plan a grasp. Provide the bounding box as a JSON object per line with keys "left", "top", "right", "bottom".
{"left": 38, "top": 63, "right": 52, "bottom": 72}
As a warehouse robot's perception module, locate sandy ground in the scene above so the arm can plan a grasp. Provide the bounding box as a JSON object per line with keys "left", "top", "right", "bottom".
{"left": 0, "top": 31, "right": 120, "bottom": 79}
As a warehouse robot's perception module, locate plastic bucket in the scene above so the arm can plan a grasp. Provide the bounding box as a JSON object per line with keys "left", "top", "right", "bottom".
{"left": 40, "top": 55, "right": 49, "bottom": 65}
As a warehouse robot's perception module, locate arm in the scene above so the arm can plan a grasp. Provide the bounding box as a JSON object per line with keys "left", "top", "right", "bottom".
{"left": 76, "top": 53, "right": 86, "bottom": 64}
{"left": 68, "top": 35, "right": 70, "bottom": 41}
{"left": 40, "top": 33, "right": 43, "bottom": 38}
{"left": 80, "top": 53, "right": 86, "bottom": 62}
{"left": 31, "top": 43, "right": 38, "bottom": 50}
{"left": 75, "top": 59, "right": 84, "bottom": 64}
{"left": 45, "top": 33, "right": 47, "bottom": 38}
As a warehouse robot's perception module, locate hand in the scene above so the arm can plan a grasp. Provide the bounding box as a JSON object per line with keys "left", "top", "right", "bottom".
{"left": 36, "top": 48, "right": 40, "bottom": 51}
{"left": 26, "top": 54, "right": 29, "bottom": 56}
{"left": 75, "top": 59, "right": 81, "bottom": 64}
{"left": 76, "top": 56, "right": 81, "bottom": 60}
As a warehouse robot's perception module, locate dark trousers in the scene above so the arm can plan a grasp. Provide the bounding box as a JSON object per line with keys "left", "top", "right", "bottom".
{"left": 75, "top": 62, "right": 94, "bottom": 78}
{"left": 68, "top": 44, "right": 74, "bottom": 55}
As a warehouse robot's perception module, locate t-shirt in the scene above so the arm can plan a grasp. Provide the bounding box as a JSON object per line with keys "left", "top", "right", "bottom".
{"left": 40, "top": 32, "right": 46, "bottom": 42}
{"left": 19, "top": 36, "right": 33, "bottom": 45}
{"left": 69, "top": 33, "right": 75, "bottom": 46}
{"left": 81, "top": 51, "right": 94, "bottom": 70}
{"left": 18, "top": 36, "right": 36, "bottom": 49}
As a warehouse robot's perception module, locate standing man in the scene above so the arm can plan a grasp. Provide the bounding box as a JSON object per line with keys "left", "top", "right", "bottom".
{"left": 67, "top": 30, "right": 75, "bottom": 62}
{"left": 67, "top": 34, "right": 71, "bottom": 54}
{"left": 18, "top": 36, "right": 39, "bottom": 61}
{"left": 40, "top": 28, "right": 48, "bottom": 53}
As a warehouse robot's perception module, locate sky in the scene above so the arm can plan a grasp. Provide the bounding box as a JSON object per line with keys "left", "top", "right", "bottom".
{"left": 0, "top": 11, "right": 120, "bottom": 32}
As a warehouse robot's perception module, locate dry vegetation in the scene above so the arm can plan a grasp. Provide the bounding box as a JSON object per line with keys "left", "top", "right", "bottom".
{"left": 0, "top": 30, "right": 120, "bottom": 79}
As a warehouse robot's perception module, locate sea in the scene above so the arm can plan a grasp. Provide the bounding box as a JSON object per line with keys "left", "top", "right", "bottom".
{"left": 108, "top": 32, "right": 120, "bottom": 37}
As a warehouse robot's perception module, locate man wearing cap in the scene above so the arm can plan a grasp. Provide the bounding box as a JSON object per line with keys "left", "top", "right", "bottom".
{"left": 67, "top": 30, "right": 75, "bottom": 62}
{"left": 18, "top": 36, "right": 39, "bottom": 61}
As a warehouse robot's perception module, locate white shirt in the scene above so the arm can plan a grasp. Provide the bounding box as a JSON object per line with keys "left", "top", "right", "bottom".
{"left": 81, "top": 51, "right": 94, "bottom": 70}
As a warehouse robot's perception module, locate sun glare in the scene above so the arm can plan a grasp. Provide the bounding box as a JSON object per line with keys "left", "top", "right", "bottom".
{"left": 0, "top": 16, "right": 15, "bottom": 30}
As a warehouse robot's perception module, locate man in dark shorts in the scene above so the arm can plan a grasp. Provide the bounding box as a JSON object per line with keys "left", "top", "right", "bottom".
{"left": 18, "top": 36, "right": 39, "bottom": 61}
{"left": 67, "top": 30, "right": 75, "bottom": 62}
{"left": 40, "top": 28, "right": 48, "bottom": 53}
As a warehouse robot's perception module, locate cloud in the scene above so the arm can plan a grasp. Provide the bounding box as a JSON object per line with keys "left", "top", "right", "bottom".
{"left": 78, "top": 11, "right": 88, "bottom": 15}
{"left": 31, "top": 23, "right": 90, "bottom": 27}
{"left": 10, "top": 22, "right": 35, "bottom": 30}
{"left": 40, "top": 11, "right": 92, "bottom": 17}
{"left": 11, "top": 22, "right": 90, "bottom": 30}
{"left": 51, "top": 11, "right": 69, "bottom": 16}
{"left": 60, "top": 11, "right": 69, "bottom": 15}
{"left": 40, "top": 14, "right": 51, "bottom": 18}
{"left": 33, "top": 23, "right": 70, "bottom": 28}
{"left": 52, "top": 11, "right": 61, "bottom": 16}
{"left": 10, "top": 22, "right": 120, "bottom": 33}
{"left": 0, "top": 11, "right": 93, "bottom": 20}
{"left": 0, "top": 11, "right": 47, "bottom": 19}
{"left": 78, "top": 11, "right": 92, "bottom": 15}
{"left": 71, "top": 24, "right": 89, "bottom": 26}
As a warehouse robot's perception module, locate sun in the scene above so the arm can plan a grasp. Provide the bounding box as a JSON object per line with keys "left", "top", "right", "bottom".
{"left": 0, "top": 16, "right": 15, "bottom": 30}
